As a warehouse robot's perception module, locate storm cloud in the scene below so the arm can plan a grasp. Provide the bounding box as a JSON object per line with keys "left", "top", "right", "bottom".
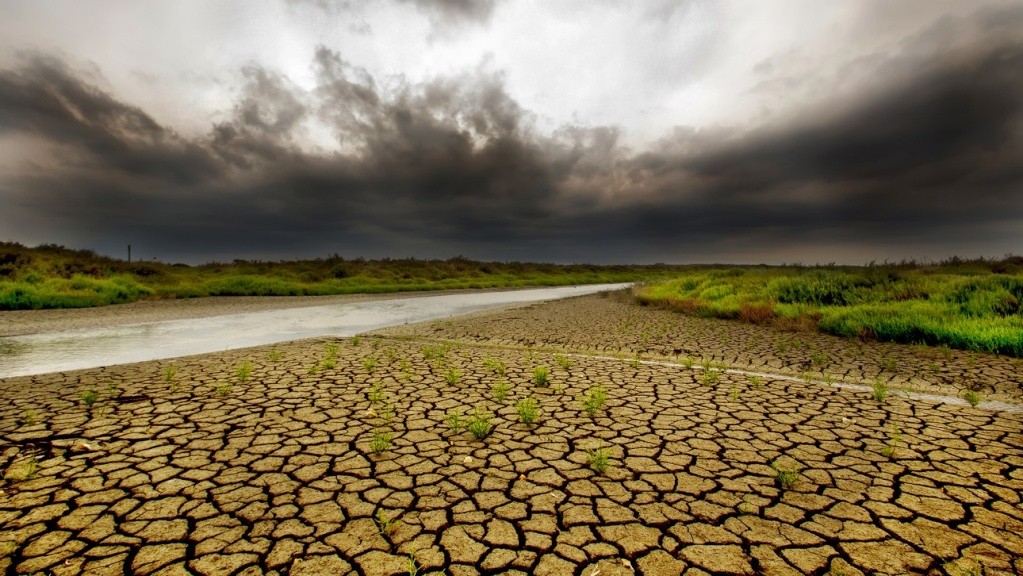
{"left": 0, "top": 2, "right": 1021, "bottom": 263}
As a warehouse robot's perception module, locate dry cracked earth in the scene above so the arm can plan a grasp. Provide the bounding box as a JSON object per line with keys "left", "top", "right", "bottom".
{"left": 1, "top": 292, "right": 1022, "bottom": 575}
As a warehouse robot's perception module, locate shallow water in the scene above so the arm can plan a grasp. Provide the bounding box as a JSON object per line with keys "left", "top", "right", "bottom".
{"left": 0, "top": 284, "right": 628, "bottom": 378}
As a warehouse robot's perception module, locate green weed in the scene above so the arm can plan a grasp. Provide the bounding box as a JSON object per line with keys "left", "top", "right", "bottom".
{"left": 881, "top": 423, "right": 902, "bottom": 459}
{"left": 325, "top": 342, "right": 339, "bottom": 358}
{"left": 443, "top": 368, "right": 462, "bottom": 386}
{"left": 729, "top": 385, "right": 740, "bottom": 402}
{"left": 213, "top": 382, "right": 232, "bottom": 396}
{"left": 350, "top": 335, "right": 361, "bottom": 346}
{"left": 554, "top": 354, "right": 574, "bottom": 370}
{"left": 491, "top": 379, "right": 511, "bottom": 402}
{"left": 375, "top": 509, "right": 401, "bottom": 537}
{"left": 163, "top": 365, "right": 177, "bottom": 383}
{"left": 515, "top": 397, "right": 540, "bottom": 424}
{"left": 236, "top": 360, "right": 252, "bottom": 382}
{"left": 321, "top": 358, "right": 336, "bottom": 370}
{"left": 532, "top": 366, "right": 550, "bottom": 387}
{"left": 368, "top": 383, "right": 385, "bottom": 404}
{"left": 466, "top": 408, "right": 494, "bottom": 439}
{"left": 769, "top": 459, "right": 801, "bottom": 490}
{"left": 370, "top": 429, "right": 392, "bottom": 455}
{"left": 872, "top": 378, "right": 889, "bottom": 403}
{"left": 266, "top": 348, "right": 283, "bottom": 362}
{"left": 483, "top": 357, "right": 507, "bottom": 375}
{"left": 362, "top": 357, "right": 378, "bottom": 372}
{"left": 748, "top": 374, "right": 764, "bottom": 387}
{"left": 3, "top": 459, "right": 38, "bottom": 482}
{"left": 964, "top": 390, "right": 982, "bottom": 407}
{"left": 19, "top": 410, "right": 37, "bottom": 426}
{"left": 444, "top": 408, "right": 465, "bottom": 432}
{"left": 700, "top": 369, "right": 720, "bottom": 386}
{"left": 81, "top": 389, "right": 97, "bottom": 406}
{"left": 582, "top": 386, "right": 608, "bottom": 416}
{"left": 586, "top": 443, "right": 612, "bottom": 474}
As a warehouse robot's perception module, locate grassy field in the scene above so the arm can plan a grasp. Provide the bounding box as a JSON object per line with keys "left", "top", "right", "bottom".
{"left": 635, "top": 258, "right": 1023, "bottom": 356}
{"left": 0, "top": 242, "right": 676, "bottom": 310}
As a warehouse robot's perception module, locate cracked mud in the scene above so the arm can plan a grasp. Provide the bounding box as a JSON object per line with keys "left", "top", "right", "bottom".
{"left": 1, "top": 292, "right": 1022, "bottom": 575}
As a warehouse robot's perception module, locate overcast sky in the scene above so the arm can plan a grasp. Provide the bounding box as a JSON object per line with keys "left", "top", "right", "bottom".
{"left": 1, "top": 0, "right": 1021, "bottom": 264}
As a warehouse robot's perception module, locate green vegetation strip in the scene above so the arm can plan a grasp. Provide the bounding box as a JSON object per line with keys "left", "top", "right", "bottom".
{"left": 0, "top": 242, "right": 678, "bottom": 310}
{"left": 635, "top": 259, "right": 1023, "bottom": 356}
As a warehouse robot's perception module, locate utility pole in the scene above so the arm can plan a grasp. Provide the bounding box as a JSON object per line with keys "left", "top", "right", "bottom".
{"left": 128, "top": 244, "right": 131, "bottom": 263}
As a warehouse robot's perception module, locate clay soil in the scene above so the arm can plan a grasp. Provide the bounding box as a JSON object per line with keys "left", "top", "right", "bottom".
{"left": 1, "top": 291, "right": 1022, "bottom": 575}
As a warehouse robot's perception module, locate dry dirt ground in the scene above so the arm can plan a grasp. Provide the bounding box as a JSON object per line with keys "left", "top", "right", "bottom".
{"left": 1, "top": 292, "right": 1022, "bottom": 575}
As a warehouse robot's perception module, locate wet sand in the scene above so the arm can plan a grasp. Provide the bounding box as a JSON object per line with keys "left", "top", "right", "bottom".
{"left": 1, "top": 292, "right": 1021, "bottom": 575}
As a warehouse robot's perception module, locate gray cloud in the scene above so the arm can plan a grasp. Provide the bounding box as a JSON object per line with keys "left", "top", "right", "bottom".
{"left": 1, "top": 6, "right": 1022, "bottom": 263}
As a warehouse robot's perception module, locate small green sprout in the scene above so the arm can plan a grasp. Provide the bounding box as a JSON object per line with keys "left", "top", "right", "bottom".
{"left": 586, "top": 443, "right": 612, "bottom": 474}
{"left": 491, "top": 379, "right": 511, "bottom": 402}
{"left": 515, "top": 397, "right": 540, "bottom": 424}
{"left": 582, "top": 386, "right": 607, "bottom": 416}
{"left": 444, "top": 408, "right": 465, "bottom": 432}
{"left": 466, "top": 408, "right": 493, "bottom": 439}
{"left": 370, "top": 429, "right": 392, "bottom": 455}
{"left": 235, "top": 360, "right": 252, "bottom": 382}
{"left": 443, "top": 368, "right": 462, "bottom": 386}
{"left": 532, "top": 366, "right": 550, "bottom": 387}
{"left": 769, "top": 459, "right": 801, "bottom": 490}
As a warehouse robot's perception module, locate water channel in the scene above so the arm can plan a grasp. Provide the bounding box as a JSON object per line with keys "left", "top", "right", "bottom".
{"left": 0, "top": 284, "right": 628, "bottom": 378}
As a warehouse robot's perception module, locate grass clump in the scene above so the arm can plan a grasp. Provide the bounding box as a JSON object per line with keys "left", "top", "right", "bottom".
{"left": 367, "top": 383, "right": 385, "bottom": 404}
{"left": 586, "top": 443, "right": 613, "bottom": 474}
{"left": 582, "top": 386, "right": 608, "bottom": 416}
{"left": 872, "top": 378, "right": 889, "bottom": 403}
{"left": 532, "top": 366, "right": 550, "bottom": 387}
{"left": 554, "top": 354, "right": 573, "bottom": 370}
{"left": 362, "top": 357, "right": 378, "bottom": 372}
{"left": 81, "top": 389, "right": 98, "bottom": 407}
{"left": 881, "top": 423, "right": 902, "bottom": 459}
{"left": 491, "top": 379, "right": 511, "bottom": 402}
{"left": 19, "top": 410, "right": 37, "bottom": 426}
{"left": 769, "top": 459, "right": 801, "bottom": 490}
{"left": 235, "top": 360, "right": 252, "bottom": 382}
{"left": 444, "top": 408, "right": 465, "bottom": 432}
{"left": 515, "top": 397, "right": 540, "bottom": 424}
{"left": 466, "top": 408, "right": 494, "bottom": 439}
{"left": 375, "top": 509, "right": 401, "bottom": 537}
{"left": 963, "top": 389, "right": 982, "bottom": 407}
{"left": 370, "top": 429, "right": 392, "bottom": 455}
{"left": 700, "top": 369, "right": 720, "bottom": 386}
{"left": 213, "top": 382, "right": 232, "bottom": 396}
{"left": 483, "top": 357, "right": 507, "bottom": 375}
{"left": 266, "top": 347, "right": 283, "bottom": 362}
{"left": 443, "top": 368, "right": 462, "bottom": 386}
{"left": 3, "top": 459, "right": 38, "bottom": 482}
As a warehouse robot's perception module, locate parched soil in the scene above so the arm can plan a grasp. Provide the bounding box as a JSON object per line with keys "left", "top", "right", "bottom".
{"left": 1, "top": 293, "right": 1022, "bottom": 575}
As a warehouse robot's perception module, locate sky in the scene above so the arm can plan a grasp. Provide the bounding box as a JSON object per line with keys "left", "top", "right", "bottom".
{"left": 1, "top": 0, "right": 1021, "bottom": 264}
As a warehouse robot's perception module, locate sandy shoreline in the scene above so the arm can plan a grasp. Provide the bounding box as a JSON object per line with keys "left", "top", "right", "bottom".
{"left": 1, "top": 293, "right": 1021, "bottom": 575}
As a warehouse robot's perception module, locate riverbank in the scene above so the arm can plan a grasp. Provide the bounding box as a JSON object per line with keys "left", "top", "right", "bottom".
{"left": 1, "top": 293, "right": 1021, "bottom": 575}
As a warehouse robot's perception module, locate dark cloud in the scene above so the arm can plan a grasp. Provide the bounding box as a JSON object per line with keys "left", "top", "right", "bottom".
{"left": 1, "top": 6, "right": 1022, "bottom": 263}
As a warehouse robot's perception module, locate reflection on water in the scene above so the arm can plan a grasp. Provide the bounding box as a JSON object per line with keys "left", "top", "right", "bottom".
{"left": 0, "top": 284, "right": 628, "bottom": 378}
